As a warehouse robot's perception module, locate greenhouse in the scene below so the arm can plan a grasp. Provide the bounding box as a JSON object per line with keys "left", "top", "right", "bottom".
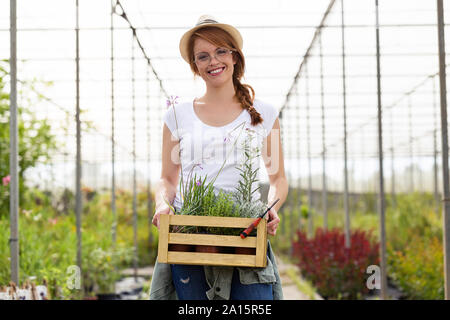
{"left": 0, "top": 0, "right": 449, "bottom": 302}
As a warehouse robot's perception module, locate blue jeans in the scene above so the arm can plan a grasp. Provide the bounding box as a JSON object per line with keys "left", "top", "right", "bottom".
{"left": 170, "top": 264, "right": 273, "bottom": 300}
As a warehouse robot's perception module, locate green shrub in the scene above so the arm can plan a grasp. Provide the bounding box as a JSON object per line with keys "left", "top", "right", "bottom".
{"left": 386, "top": 192, "right": 442, "bottom": 251}
{"left": 0, "top": 186, "right": 152, "bottom": 299}
{"left": 0, "top": 61, "right": 59, "bottom": 218}
{"left": 387, "top": 236, "right": 444, "bottom": 300}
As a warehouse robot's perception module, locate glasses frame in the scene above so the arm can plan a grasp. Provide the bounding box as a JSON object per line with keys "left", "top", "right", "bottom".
{"left": 193, "top": 47, "right": 236, "bottom": 65}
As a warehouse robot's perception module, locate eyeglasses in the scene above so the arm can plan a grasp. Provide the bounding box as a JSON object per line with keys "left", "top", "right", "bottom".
{"left": 193, "top": 47, "right": 235, "bottom": 65}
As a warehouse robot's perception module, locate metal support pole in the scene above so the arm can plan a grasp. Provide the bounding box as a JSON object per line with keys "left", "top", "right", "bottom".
{"left": 361, "top": 128, "right": 366, "bottom": 203}
{"left": 289, "top": 114, "right": 294, "bottom": 255}
{"left": 319, "top": 32, "right": 328, "bottom": 230}
{"left": 146, "top": 66, "right": 153, "bottom": 250}
{"left": 110, "top": 0, "right": 117, "bottom": 246}
{"left": 305, "top": 64, "right": 313, "bottom": 238}
{"left": 295, "top": 82, "right": 302, "bottom": 231}
{"left": 408, "top": 95, "right": 414, "bottom": 192}
{"left": 131, "top": 30, "right": 138, "bottom": 282}
{"left": 340, "top": 0, "right": 351, "bottom": 248}
{"left": 9, "top": 0, "right": 19, "bottom": 286}
{"left": 436, "top": 0, "right": 450, "bottom": 300}
{"left": 286, "top": 116, "right": 295, "bottom": 211}
{"left": 295, "top": 83, "right": 302, "bottom": 232}
{"left": 75, "top": 0, "right": 83, "bottom": 296}
{"left": 288, "top": 108, "right": 294, "bottom": 251}
{"left": 375, "top": 0, "right": 388, "bottom": 300}
{"left": 280, "top": 112, "right": 287, "bottom": 235}
{"left": 433, "top": 75, "right": 440, "bottom": 217}
{"left": 390, "top": 110, "right": 396, "bottom": 209}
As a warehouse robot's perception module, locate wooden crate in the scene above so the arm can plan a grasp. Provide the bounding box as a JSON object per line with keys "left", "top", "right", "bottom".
{"left": 157, "top": 214, "right": 267, "bottom": 267}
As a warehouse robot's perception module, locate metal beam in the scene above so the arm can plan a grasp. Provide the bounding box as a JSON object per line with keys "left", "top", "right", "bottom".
{"left": 9, "top": 0, "right": 19, "bottom": 287}
{"left": 436, "top": 0, "right": 450, "bottom": 300}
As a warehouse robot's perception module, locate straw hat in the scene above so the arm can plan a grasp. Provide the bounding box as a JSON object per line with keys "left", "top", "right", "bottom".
{"left": 179, "top": 15, "right": 243, "bottom": 63}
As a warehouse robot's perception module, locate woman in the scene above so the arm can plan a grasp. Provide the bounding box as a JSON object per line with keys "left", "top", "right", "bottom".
{"left": 150, "top": 15, "right": 289, "bottom": 300}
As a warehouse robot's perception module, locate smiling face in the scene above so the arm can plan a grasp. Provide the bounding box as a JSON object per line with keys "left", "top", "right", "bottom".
{"left": 192, "top": 37, "right": 237, "bottom": 88}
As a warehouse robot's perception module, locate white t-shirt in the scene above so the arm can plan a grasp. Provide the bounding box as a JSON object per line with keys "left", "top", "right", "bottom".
{"left": 163, "top": 98, "right": 279, "bottom": 211}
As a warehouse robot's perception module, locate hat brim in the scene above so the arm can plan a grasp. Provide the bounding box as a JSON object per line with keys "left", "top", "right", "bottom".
{"left": 179, "top": 23, "right": 243, "bottom": 63}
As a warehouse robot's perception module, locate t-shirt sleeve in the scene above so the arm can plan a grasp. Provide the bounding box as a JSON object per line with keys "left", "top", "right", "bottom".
{"left": 261, "top": 102, "right": 280, "bottom": 137}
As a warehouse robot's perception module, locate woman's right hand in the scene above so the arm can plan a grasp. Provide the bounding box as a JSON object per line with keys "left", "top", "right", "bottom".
{"left": 152, "top": 205, "right": 175, "bottom": 229}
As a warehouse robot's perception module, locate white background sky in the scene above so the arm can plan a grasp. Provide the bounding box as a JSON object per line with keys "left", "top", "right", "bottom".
{"left": 0, "top": 0, "right": 449, "bottom": 193}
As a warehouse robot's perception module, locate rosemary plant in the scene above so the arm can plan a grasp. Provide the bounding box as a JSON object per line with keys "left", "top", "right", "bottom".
{"left": 234, "top": 128, "right": 262, "bottom": 204}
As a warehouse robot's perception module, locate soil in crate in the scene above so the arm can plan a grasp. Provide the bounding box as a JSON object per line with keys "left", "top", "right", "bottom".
{"left": 195, "top": 245, "right": 224, "bottom": 253}
{"left": 168, "top": 244, "right": 195, "bottom": 252}
{"left": 191, "top": 245, "right": 256, "bottom": 255}
{"left": 234, "top": 247, "right": 256, "bottom": 255}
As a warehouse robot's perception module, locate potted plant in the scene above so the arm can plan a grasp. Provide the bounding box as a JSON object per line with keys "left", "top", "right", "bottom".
{"left": 87, "top": 246, "right": 132, "bottom": 300}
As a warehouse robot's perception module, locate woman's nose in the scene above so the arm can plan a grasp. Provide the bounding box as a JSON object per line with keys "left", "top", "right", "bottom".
{"left": 209, "top": 55, "right": 220, "bottom": 65}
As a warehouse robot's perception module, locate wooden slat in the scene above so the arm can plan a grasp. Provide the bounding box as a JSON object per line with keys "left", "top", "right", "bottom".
{"left": 157, "top": 214, "right": 170, "bottom": 263}
{"left": 167, "top": 251, "right": 256, "bottom": 267}
{"left": 158, "top": 215, "right": 267, "bottom": 267}
{"left": 255, "top": 219, "right": 268, "bottom": 267}
{"left": 169, "top": 233, "right": 256, "bottom": 248}
{"left": 169, "top": 215, "right": 255, "bottom": 228}
{"left": 263, "top": 226, "right": 268, "bottom": 266}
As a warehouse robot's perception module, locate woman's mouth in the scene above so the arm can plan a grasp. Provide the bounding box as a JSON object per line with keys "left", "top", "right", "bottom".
{"left": 207, "top": 67, "right": 225, "bottom": 77}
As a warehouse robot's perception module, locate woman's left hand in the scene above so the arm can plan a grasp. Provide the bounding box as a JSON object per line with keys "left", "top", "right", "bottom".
{"left": 266, "top": 208, "right": 280, "bottom": 236}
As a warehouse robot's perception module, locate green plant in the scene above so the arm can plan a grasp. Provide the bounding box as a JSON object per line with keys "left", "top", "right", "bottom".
{"left": 387, "top": 236, "right": 444, "bottom": 300}
{"left": 0, "top": 185, "right": 144, "bottom": 299}
{"left": 231, "top": 128, "right": 267, "bottom": 221}
{"left": 273, "top": 187, "right": 444, "bottom": 300}
{"left": 0, "top": 61, "right": 59, "bottom": 218}
{"left": 84, "top": 245, "right": 133, "bottom": 294}
{"left": 172, "top": 127, "right": 268, "bottom": 236}
{"left": 386, "top": 192, "right": 442, "bottom": 251}
{"left": 301, "top": 204, "right": 310, "bottom": 219}
{"left": 234, "top": 128, "right": 261, "bottom": 203}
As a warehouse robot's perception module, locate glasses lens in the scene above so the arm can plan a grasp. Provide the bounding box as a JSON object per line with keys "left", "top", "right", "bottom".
{"left": 195, "top": 54, "right": 209, "bottom": 63}
{"left": 216, "top": 48, "right": 229, "bottom": 57}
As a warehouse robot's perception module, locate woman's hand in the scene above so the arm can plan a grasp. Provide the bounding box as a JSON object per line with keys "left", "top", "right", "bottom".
{"left": 152, "top": 204, "right": 175, "bottom": 229}
{"left": 266, "top": 208, "right": 280, "bottom": 236}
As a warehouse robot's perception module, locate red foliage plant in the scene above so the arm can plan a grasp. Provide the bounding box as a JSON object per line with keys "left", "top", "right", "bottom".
{"left": 292, "top": 227, "right": 380, "bottom": 299}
